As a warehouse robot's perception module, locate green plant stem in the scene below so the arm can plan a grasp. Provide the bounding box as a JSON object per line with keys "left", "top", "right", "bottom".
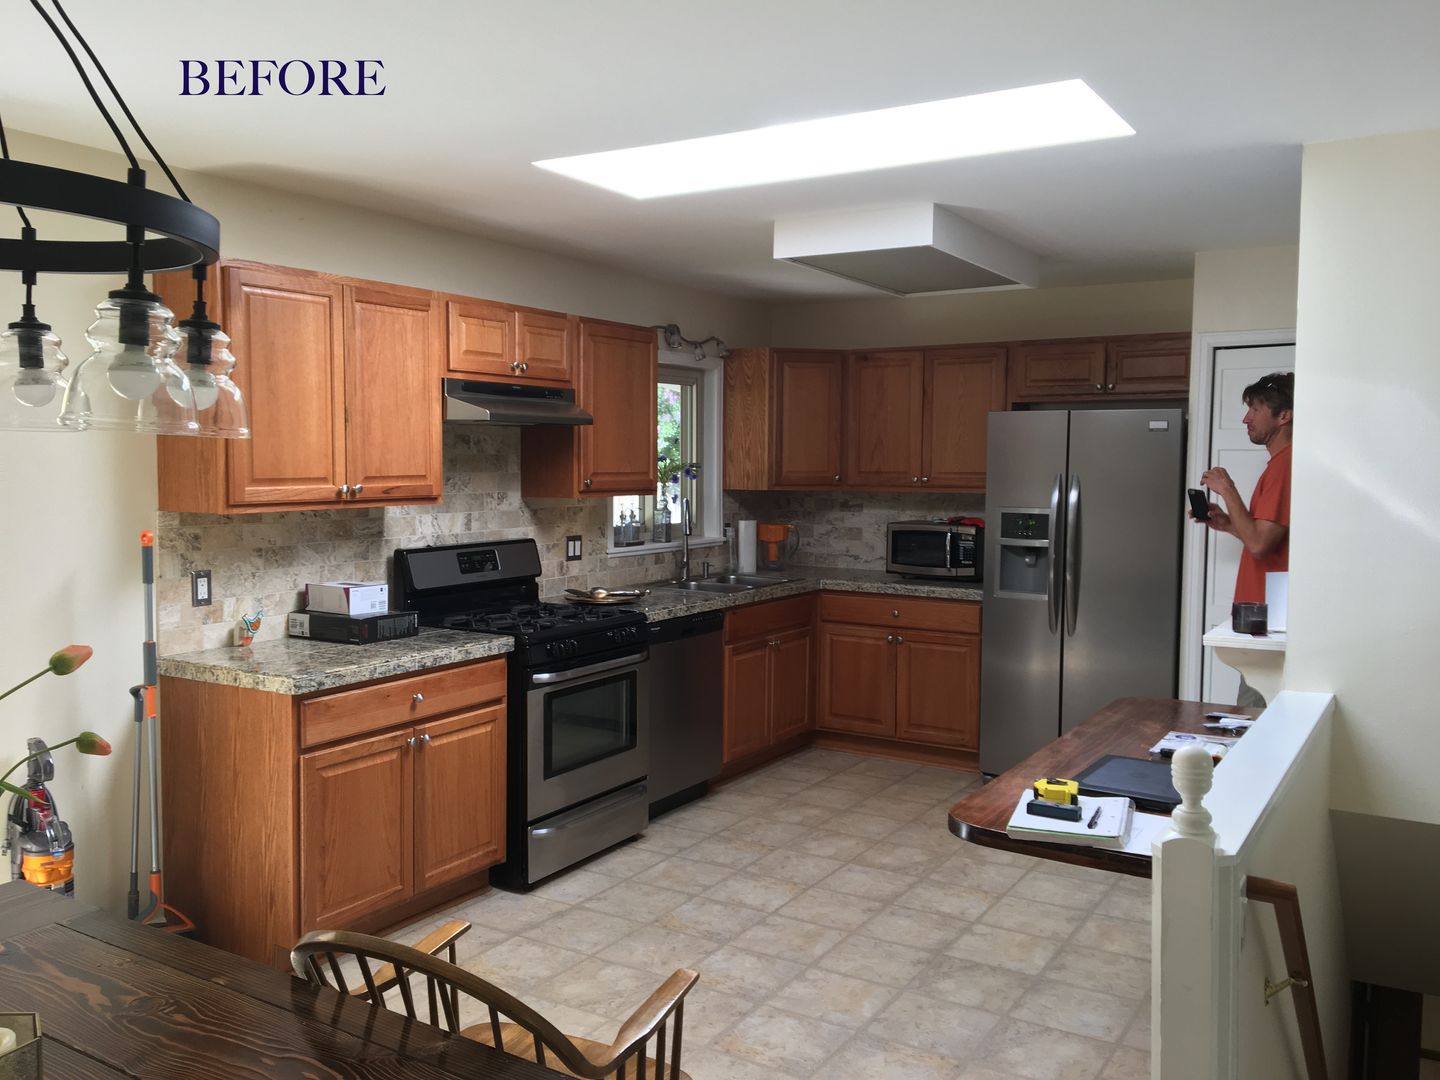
{"left": 0, "top": 735, "right": 79, "bottom": 787}
{"left": 0, "top": 668, "right": 51, "bottom": 705}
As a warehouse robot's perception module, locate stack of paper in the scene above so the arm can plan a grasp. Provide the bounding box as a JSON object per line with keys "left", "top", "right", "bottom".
{"left": 1004, "top": 792, "right": 1135, "bottom": 849}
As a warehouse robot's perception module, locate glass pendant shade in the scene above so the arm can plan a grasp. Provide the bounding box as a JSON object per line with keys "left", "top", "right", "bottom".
{"left": 59, "top": 292, "right": 197, "bottom": 434}
{"left": 0, "top": 317, "right": 71, "bottom": 431}
{"left": 177, "top": 321, "right": 250, "bottom": 439}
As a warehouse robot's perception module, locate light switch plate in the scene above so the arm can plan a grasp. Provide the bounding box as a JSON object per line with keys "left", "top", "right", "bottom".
{"left": 191, "top": 569, "right": 212, "bottom": 606}
{"left": 565, "top": 535, "right": 582, "bottom": 561}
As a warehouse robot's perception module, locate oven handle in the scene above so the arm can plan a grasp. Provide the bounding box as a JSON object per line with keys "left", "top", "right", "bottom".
{"left": 530, "top": 783, "right": 650, "bottom": 837}
{"left": 530, "top": 649, "right": 648, "bottom": 687}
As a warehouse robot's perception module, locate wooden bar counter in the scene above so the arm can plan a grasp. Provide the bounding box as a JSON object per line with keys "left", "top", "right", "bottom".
{"left": 948, "top": 696, "right": 1261, "bottom": 877}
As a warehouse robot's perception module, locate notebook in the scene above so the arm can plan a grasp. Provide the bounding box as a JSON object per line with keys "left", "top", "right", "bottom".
{"left": 1074, "top": 754, "right": 1182, "bottom": 812}
{"left": 1004, "top": 792, "right": 1135, "bottom": 849}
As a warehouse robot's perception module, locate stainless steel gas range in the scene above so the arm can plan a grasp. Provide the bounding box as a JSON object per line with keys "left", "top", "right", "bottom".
{"left": 395, "top": 539, "right": 649, "bottom": 887}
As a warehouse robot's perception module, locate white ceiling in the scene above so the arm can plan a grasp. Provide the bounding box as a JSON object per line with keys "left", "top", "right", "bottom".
{"left": 3, "top": 1, "right": 1438, "bottom": 301}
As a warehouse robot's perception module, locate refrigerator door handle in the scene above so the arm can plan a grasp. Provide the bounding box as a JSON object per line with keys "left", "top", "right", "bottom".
{"left": 1065, "top": 473, "right": 1082, "bottom": 636}
{"left": 1048, "top": 472, "right": 1064, "bottom": 634}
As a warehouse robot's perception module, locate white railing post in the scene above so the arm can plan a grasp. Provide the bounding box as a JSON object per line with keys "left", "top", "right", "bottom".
{"left": 1153, "top": 746, "right": 1223, "bottom": 1080}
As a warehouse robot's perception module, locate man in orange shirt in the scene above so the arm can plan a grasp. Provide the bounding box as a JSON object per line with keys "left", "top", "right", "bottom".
{"left": 1194, "top": 371, "right": 1293, "bottom": 704}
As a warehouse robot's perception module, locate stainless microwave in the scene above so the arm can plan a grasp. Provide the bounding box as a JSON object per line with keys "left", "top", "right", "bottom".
{"left": 886, "top": 520, "right": 983, "bottom": 581}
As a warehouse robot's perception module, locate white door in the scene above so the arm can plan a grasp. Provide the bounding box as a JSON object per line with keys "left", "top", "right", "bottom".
{"left": 1201, "top": 344, "right": 1295, "bottom": 703}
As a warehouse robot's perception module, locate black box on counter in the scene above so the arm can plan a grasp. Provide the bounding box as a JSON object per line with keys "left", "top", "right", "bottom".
{"left": 287, "top": 610, "right": 419, "bottom": 644}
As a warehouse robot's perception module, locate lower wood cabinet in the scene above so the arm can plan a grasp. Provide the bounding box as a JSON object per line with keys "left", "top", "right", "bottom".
{"left": 160, "top": 656, "right": 507, "bottom": 968}
{"left": 722, "top": 596, "right": 816, "bottom": 764}
{"left": 817, "top": 593, "right": 981, "bottom": 750}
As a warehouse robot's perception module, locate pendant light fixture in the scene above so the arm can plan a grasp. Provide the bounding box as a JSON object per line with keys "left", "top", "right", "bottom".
{"left": 0, "top": 0, "right": 247, "bottom": 438}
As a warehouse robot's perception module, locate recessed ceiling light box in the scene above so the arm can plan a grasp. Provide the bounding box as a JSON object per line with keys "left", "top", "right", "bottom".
{"left": 774, "top": 203, "right": 1039, "bottom": 295}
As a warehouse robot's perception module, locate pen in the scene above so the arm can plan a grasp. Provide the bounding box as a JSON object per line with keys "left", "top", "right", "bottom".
{"left": 1086, "top": 806, "right": 1101, "bottom": 829}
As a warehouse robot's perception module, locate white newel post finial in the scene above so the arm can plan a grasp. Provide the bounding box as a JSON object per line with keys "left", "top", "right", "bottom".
{"left": 1170, "top": 744, "right": 1216, "bottom": 843}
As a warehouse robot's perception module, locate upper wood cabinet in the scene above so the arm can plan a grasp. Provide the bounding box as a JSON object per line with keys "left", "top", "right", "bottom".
{"left": 845, "top": 351, "right": 924, "bottom": 487}
{"left": 445, "top": 298, "right": 575, "bottom": 386}
{"left": 923, "top": 346, "right": 1008, "bottom": 490}
{"left": 521, "top": 318, "right": 657, "bottom": 497}
{"left": 723, "top": 347, "right": 845, "bottom": 490}
{"left": 1009, "top": 333, "right": 1189, "bottom": 403}
{"left": 155, "top": 261, "right": 443, "bottom": 513}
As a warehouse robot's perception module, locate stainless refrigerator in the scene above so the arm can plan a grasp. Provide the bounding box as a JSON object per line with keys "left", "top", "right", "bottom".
{"left": 980, "top": 409, "right": 1183, "bottom": 776}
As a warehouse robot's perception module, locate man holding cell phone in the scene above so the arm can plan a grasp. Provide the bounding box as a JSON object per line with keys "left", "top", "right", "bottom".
{"left": 1190, "top": 372, "right": 1294, "bottom": 705}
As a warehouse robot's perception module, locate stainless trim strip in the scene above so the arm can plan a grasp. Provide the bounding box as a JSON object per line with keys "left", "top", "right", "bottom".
{"left": 530, "top": 650, "right": 647, "bottom": 687}
{"left": 530, "top": 783, "right": 649, "bottom": 838}
{"left": 1065, "top": 473, "right": 1082, "bottom": 637}
{"left": 1048, "top": 474, "right": 1063, "bottom": 634}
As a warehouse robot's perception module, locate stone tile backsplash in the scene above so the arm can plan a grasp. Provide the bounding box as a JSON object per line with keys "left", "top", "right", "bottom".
{"left": 156, "top": 425, "right": 986, "bottom": 654}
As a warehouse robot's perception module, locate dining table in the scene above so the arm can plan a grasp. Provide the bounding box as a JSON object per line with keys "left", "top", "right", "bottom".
{"left": 0, "top": 880, "right": 563, "bottom": 1078}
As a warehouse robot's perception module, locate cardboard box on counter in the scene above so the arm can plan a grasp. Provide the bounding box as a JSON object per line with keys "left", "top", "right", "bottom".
{"left": 306, "top": 581, "right": 388, "bottom": 616}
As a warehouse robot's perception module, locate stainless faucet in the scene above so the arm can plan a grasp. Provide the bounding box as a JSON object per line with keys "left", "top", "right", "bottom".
{"left": 679, "top": 496, "right": 692, "bottom": 582}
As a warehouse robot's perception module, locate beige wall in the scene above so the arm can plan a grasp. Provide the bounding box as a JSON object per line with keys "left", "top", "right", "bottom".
{"left": 1286, "top": 129, "right": 1440, "bottom": 992}
{"left": 768, "top": 277, "right": 1193, "bottom": 348}
{"left": 1191, "top": 246, "right": 1299, "bottom": 333}
{"left": 0, "top": 132, "right": 767, "bottom": 913}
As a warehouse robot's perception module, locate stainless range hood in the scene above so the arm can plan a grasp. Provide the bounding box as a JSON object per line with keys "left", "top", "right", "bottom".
{"left": 443, "top": 379, "right": 593, "bottom": 426}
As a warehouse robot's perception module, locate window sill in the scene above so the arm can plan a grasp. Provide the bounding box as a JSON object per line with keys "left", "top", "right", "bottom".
{"left": 606, "top": 537, "right": 727, "bottom": 559}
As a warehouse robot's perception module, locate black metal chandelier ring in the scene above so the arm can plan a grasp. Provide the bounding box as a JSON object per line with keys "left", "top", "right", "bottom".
{"left": 0, "top": 158, "right": 219, "bottom": 274}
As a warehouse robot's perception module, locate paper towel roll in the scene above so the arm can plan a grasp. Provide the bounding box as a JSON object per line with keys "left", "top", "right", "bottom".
{"left": 737, "top": 520, "right": 757, "bottom": 573}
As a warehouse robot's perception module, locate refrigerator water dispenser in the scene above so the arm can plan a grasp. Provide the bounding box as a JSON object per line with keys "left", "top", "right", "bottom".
{"left": 995, "top": 510, "right": 1052, "bottom": 597}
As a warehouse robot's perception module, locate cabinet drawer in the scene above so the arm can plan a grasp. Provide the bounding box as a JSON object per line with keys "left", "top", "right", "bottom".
{"left": 725, "top": 595, "right": 816, "bottom": 644}
{"left": 299, "top": 659, "right": 507, "bottom": 748}
{"left": 818, "top": 592, "right": 980, "bottom": 634}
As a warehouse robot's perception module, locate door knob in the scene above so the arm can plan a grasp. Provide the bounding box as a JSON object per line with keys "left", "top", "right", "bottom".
{"left": 1106, "top": 382, "right": 1115, "bottom": 391}
{"left": 895, "top": 635, "right": 905, "bottom": 645}
{"left": 891, "top": 609, "right": 900, "bottom": 618}
{"left": 510, "top": 361, "right": 519, "bottom": 372}
{"left": 912, "top": 476, "right": 919, "bottom": 483}
{"left": 412, "top": 693, "right": 425, "bottom": 704}
{"left": 352, "top": 484, "right": 363, "bottom": 496}
{"left": 520, "top": 362, "right": 529, "bottom": 373}
{"left": 885, "top": 634, "right": 895, "bottom": 644}
{"left": 406, "top": 736, "right": 418, "bottom": 748}
{"left": 583, "top": 477, "right": 593, "bottom": 488}
{"left": 1093, "top": 383, "right": 1104, "bottom": 391}
{"left": 833, "top": 474, "right": 841, "bottom": 482}
{"left": 420, "top": 733, "right": 432, "bottom": 745}
{"left": 337, "top": 484, "right": 350, "bottom": 497}
{"left": 921, "top": 476, "right": 929, "bottom": 483}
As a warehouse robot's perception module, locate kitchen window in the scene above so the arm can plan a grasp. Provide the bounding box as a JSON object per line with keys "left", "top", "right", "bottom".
{"left": 609, "top": 354, "right": 724, "bottom": 555}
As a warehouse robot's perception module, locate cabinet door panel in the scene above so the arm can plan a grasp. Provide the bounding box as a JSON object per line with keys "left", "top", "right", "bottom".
{"left": 345, "top": 285, "right": 443, "bottom": 501}
{"left": 447, "top": 299, "right": 515, "bottom": 378}
{"left": 224, "top": 267, "right": 347, "bottom": 505}
{"left": 1010, "top": 341, "right": 1107, "bottom": 401}
{"left": 724, "top": 640, "right": 772, "bottom": 763}
{"left": 579, "top": 320, "right": 658, "bottom": 494}
{"left": 1107, "top": 336, "right": 1190, "bottom": 397}
{"left": 817, "top": 623, "right": 895, "bottom": 737}
{"left": 414, "top": 705, "right": 506, "bottom": 891}
{"left": 300, "top": 730, "right": 412, "bottom": 929}
{"left": 896, "top": 630, "right": 980, "bottom": 749}
{"left": 515, "top": 309, "right": 575, "bottom": 384}
{"left": 774, "top": 351, "right": 844, "bottom": 487}
{"left": 769, "top": 627, "right": 814, "bottom": 743}
{"left": 923, "top": 347, "right": 1006, "bottom": 490}
{"left": 846, "top": 351, "right": 924, "bottom": 487}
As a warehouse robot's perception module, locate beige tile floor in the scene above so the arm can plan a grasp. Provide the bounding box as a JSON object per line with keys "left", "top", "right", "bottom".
{"left": 391, "top": 747, "right": 1152, "bottom": 1080}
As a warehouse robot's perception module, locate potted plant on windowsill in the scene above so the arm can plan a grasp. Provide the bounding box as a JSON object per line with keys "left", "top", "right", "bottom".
{"left": 0, "top": 644, "right": 112, "bottom": 1080}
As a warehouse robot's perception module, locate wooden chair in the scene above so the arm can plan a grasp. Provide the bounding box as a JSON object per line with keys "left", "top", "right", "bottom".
{"left": 292, "top": 925, "right": 698, "bottom": 1080}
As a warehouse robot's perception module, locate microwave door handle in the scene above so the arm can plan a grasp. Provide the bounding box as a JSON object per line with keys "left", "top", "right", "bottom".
{"left": 945, "top": 531, "right": 953, "bottom": 570}
{"left": 1065, "top": 473, "right": 1081, "bottom": 637}
{"left": 1048, "top": 473, "right": 1063, "bottom": 633}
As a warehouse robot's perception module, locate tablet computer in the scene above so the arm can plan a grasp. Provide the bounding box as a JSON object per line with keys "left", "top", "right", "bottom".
{"left": 1074, "top": 754, "right": 1182, "bottom": 812}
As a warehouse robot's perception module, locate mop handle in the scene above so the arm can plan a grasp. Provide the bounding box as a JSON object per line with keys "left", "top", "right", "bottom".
{"left": 140, "top": 533, "right": 162, "bottom": 877}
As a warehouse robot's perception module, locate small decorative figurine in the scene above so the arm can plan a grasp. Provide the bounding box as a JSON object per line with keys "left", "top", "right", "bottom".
{"left": 236, "top": 608, "right": 264, "bottom": 647}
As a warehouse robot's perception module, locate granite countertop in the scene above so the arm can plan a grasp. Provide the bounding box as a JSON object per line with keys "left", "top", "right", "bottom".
{"left": 546, "top": 566, "right": 983, "bottom": 622}
{"left": 159, "top": 568, "right": 977, "bottom": 695}
{"left": 157, "top": 627, "right": 513, "bottom": 696}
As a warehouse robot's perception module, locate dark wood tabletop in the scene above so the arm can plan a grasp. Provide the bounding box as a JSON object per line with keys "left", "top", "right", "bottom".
{"left": 0, "top": 881, "right": 564, "bottom": 1079}
{"left": 947, "top": 696, "right": 1261, "bottom": 877}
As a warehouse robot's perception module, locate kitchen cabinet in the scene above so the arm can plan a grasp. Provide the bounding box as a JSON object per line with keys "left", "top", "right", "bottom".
{"left": 922, "top": 346, "right": 1008, "bottom": 489}
{"left": 845, "top": 351, "right": 924, "bottom": 487}
{"left": 722, "top": 596, "right": 815, "bottom": 764}
{"left": 722, "top": 347, "right": 846, "bottom": 490}
{"left": 155, "top": 261, "right": 443, "bottom": 513}
{"left": 159, "top": 657, "right": 507, "bottom": 968}
{"left": 1008, "top": 333, "right": 1189, "bottom": 404}
{"left": 521, "top": 317, "right": 657, "bottom": 497}
{"left": 446, "top": 298, "right": 575, "bottom": 385}
{"left": 816, "top": 593, "right": 981, "bottom": 751}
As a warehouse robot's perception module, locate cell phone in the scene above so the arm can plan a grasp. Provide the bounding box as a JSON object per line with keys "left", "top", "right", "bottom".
{"left": 1187, "top": 488, "right": 1210, "bottom": 521}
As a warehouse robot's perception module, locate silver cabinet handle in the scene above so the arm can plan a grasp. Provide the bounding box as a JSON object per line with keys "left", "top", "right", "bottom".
{"left": 406, "top": 736, "right": 417, "bottom": 747}
{"left": 912, "top": 476, "right": 920, "bottom": 483}
{"left": 420, "top": 733, "right": 431, "bottom": 745}
{"left": 921, "top": 476, "right": 929, "bottom": 483}
{"left": 1065, "top": 473, "right": 1082, "bottom": 637}
{"left": 352, "top": 484, "right": 363, "bottom": 496}
{"left": 891, "top": 609, "right": 899, "bottom": 618}
{"left": 895, "top": 635, "right": 905, "bottom": 645}
{"left": 521, "top": 361, "right": 529, "bottom": 372}
{"left": 337, "top": 484, "right": 350, "bottom": 497}
{"left": 412, "top": 693, "right": 425, "bottom": 704}
{"left": 583, "top": 477, "right": 593, "bottom": 488}
{"left": 833, "top": 474, "right": 841, "bottom": 482}
{"left": 1093, "top": 383, "right": 1104, "bottom": 391}
{"left": 1105, "top": 383, "right": 1115, "bottom": 391}
{"left": 885, "top": 634, "right": 895, "bottom": 644}
{"left": 1048, "top": 473, "right": 1063, "bottom": 635}
{"left": 510, "top": 360, "right": 519, "bottom": 372}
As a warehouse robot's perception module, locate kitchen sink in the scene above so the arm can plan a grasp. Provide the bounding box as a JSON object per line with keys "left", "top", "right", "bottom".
{"left": 650, "top": 579, "right": 752, "bottom": 594}
{"left": 705, "top": 573, "right": 797, "bottom": 587}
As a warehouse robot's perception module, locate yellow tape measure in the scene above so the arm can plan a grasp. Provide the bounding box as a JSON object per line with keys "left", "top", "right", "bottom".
{"left": 1032, "top": 777, "right": 1079, "bottom": 805}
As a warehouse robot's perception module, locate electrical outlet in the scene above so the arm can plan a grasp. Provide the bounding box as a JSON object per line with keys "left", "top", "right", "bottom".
{"left": 191, "top": 569, "right": 212, "bottom": 607}
{"left": 565, "top": 535, "right": 583, "bottom": 561}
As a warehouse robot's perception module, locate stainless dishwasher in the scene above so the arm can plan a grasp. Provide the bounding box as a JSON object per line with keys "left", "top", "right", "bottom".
{"left": 644, "top": 610, "right": 724, "bottom": 814}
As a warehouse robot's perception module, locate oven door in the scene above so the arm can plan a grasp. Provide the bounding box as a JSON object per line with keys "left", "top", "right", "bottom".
{"left": 886, "top": 526, "right": 955, "bottom": 577}
{"left": 525, "top": 650, "right": 648, "bottom": 822}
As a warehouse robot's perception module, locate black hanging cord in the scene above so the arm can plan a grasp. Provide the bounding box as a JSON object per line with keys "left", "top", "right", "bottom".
{"left": 0, "top": 111, "right": 35, "bottom": 229}
{"left": 50, "top": 0, "right": 190, "bottom": 202}
{"left": 27, "top": 0, "right": 139, "bottom": 171}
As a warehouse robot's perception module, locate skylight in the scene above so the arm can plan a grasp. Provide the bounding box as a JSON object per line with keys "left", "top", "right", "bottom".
{"left": 533, "top": 79, "right": 1134, "bottom": 199}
